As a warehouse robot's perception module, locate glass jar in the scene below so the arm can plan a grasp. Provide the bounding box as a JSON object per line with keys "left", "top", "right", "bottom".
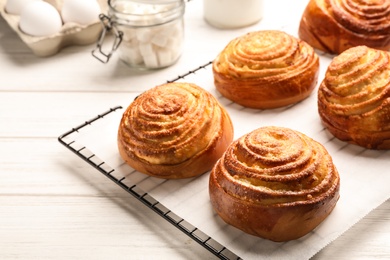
{"left": 203, "top": 0, "right": 263, "bottom": 29}
{"left": 93, "top": 0, "right": 185, "bottom": 69}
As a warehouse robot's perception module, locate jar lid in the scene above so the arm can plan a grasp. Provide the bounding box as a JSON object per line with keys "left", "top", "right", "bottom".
{"left": 108, "top": 0, "right": 185, "bottom": 26}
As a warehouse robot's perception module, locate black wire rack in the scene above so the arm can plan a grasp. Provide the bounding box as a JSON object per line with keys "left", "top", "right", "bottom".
{"left": 58, "top": 61, "right": 242, "bottom": 260}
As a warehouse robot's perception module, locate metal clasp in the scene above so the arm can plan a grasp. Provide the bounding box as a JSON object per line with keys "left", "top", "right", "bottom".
{"left": 92, "top": 14, "right": 123, "bottom": 63}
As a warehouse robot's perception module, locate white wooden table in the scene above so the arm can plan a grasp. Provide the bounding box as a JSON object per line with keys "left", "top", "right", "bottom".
{"left": 1, "top": 1, "right": 389, "bottom": 259}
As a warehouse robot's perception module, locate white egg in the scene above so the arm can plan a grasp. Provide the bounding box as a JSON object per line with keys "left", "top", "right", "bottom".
{"left": 5, "top": 0, "right": 41, "bottom": 15}
{"left": 61, "top": 0, "right": 101, "bottom": 25}
{"left": 19, "top": 1, "right": 62, "bottom": 37}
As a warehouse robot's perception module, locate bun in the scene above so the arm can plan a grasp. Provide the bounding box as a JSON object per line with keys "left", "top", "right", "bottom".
{"left": 318, "top": 45, "right": 390, "bottom": 149}
{"left": 212, "top": 30, "right": 319, "bottom": 109}
{"left": 298, "top": 0, "right": 390, "bottom": 54}
{"left": 118, "top": 82, "right": 234, "bottom": 179}
{"left": 209, "top": 126, "right": 340, "bottom": 242}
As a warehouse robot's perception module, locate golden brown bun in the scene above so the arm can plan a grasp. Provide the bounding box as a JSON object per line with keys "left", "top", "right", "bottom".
{"left": 118, "top": 82, "right": 234, "bottom": 179}
{"left": 212, "top": 30, "right": 319, "bottom": 109}
{"left": 299, "top": 0, "right": 390, "bottom": 54}
{"left": 318, "top": 45, "right": 390, "bottom": 149}
{"left": 209, "top": 126, "right": 340, "bottom": 242}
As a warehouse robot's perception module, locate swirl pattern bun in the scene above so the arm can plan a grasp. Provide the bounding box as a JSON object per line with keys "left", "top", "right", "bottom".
{"left": 118, "top": 82, "right": 234, "bottom": 179}
{"left": 318, "top": 45, "right": 390, "bottom": 149}
{"left": 213, "top": 30, "right": 320, "bottom": 109}
{"left": 299, "top": 0, "right": 390, "bottom": 54}
{"left": 209, "top": 126, "right": 340, "bottom": 242}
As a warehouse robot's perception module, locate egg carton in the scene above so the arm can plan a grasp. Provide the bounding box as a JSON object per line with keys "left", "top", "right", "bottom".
{"left": 0, "top": 0, "right": 108, "bottom": 57}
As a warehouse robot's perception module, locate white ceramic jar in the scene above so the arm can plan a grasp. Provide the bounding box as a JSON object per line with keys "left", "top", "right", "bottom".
{"left": 93, "top": 0, "right": 185, "bottom": 69}
{"left": 203, "top": 0, "right": 263, "bottom": 29}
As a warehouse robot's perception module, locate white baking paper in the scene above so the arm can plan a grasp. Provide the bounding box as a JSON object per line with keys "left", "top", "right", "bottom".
{"left": 63, "top": 1, "right": 390, "bottom": 259}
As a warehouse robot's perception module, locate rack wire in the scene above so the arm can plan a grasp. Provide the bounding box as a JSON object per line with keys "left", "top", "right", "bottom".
{"left": 58, "top": 61, "right": 241, "bottom": 260}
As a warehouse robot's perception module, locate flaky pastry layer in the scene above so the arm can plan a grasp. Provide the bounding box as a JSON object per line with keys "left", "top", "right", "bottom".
{"left": 212, "top": 30, "right": 319, "bottom": 109}
{"left": 118, "top": 82, "right": 234, "bottom": 178}
{"left": 209, "top": 126, "right": 340, "bottom": 241}
{"left": 318, "top": 46, "right": 390, "bottom": 149}
{"left": 299, "top": 0, "right": 390, "bottom": 54}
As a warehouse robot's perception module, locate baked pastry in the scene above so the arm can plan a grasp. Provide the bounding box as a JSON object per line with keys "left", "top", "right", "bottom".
{"left": 299, "top": 0, "right": 390, "bottom": 54}
{"left": 118, "top": 82, "right": 234, "bottom": 179}
{"left": 318, "top": 45, "right": 390, "bottom": 149}
{"left": 209, "top": 126, "right": 340, "bottom": 242}
{"left": 212, "top": 30, "right": 319, "bottom": 109}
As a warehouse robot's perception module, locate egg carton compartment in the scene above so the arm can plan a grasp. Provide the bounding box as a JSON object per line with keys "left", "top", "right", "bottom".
{"left": 0, "top": 0, "right": 108, "bottom": 57}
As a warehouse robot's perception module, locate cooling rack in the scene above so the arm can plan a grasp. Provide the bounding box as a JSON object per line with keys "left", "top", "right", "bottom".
{"left": 58, "top": 60, "right": 390, "bottom": 260}
{"left": 58, "top": 61, "right": 240, "bottom": 260}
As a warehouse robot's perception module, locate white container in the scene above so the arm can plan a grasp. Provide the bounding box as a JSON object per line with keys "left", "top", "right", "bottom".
{"left": 203, "top": 0, "right": 263, "bottom": 29}
{"left": 93, "top": 0, "right": 185, "bottom": 69}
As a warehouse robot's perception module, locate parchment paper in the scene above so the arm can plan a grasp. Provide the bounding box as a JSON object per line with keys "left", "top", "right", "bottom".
{"left": 64, "top": 1, "right": 390, "bottom": 259}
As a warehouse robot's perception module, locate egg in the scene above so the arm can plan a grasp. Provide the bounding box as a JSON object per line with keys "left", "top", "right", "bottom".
{"left": 19, "top": 1, "right": 62, "bottom": 37}
{"left": 5, "top": 0, "right": 41, "bottom": 15}
{"left": 61, "top": 0, "right": 101, "bottom": 25}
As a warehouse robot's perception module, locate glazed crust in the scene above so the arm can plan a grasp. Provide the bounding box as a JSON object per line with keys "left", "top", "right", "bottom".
{"left": 209, "top": 126, "right": 340, "bottom": 242}
{"left": 118, "top": 82, "right": 234, "bottom": 179}
{"left": 212, "top": 30, "right": 320, "bottom": 109}
{"left": 318, "top": 45, "right": 390, "bottom": 149}
{"left": 299, "top": 0, "right": 390, "bottom": 54}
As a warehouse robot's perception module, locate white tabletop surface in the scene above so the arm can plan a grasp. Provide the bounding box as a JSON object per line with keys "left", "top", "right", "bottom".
{"left": 1, "top": 0, "right": 389, "bottom": 259}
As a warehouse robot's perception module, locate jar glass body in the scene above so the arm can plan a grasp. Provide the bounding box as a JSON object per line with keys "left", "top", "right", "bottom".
{"left": 109, "top": 0, "right": 185, "bottom": 69}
